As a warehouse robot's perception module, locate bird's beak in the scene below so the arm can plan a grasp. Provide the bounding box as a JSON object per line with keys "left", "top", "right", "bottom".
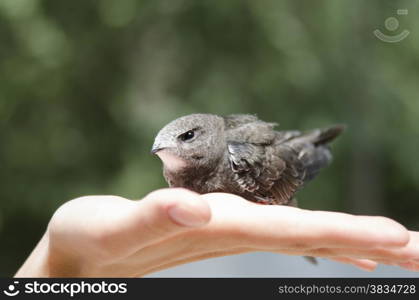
{"left": 151, "top": 146, "right": 164, "bottom": 154}
{"left": 151, "top": 138, "right": 169, "bottom": 154}
{"left": 151, "top": 134, "right": 176, "bottom": 155}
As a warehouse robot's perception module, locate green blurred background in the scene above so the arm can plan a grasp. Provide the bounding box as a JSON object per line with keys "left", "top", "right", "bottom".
{"left": 1, "top": 0, "right": 419, "bottom": 276}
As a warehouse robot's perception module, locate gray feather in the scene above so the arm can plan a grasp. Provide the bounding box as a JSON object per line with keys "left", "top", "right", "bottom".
{"left": 152, "top": 114, "right": 344, "bottom": 206}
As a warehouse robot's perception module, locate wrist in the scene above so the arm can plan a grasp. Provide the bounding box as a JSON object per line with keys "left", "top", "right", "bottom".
{"left": 15, "top": 232, "right": 83, "bottom": 277}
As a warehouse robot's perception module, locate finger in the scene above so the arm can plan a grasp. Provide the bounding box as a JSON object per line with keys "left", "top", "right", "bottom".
{"left": 398, "top": 261, "right": 419, "bottom": 271}
{"left": 129, "top": 188, "right": 211, "bottom": 240}
{"left": 329, "top": 256, "right": 378, "bottom": 271}
{"left": 271, "top": 249, "right": 380, "bottom": 271}
{"left": 307, "top": 231, "right": 419, "bottom": 263}
{"left": 95, "top": 188, "right": 211, "bottom": 259}
{"left": 202, "top": 193, "right": 410, "bottom": 250}
{"left": 137, "top": 247, "right": 253, "bottom": 277}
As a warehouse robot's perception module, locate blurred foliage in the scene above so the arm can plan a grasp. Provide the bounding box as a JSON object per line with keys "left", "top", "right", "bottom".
{"left": 1, "top": 0, "right": 419, "bottom": 276}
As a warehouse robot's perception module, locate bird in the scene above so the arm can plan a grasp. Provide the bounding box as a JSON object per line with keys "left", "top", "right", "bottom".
{"left": 151, "top": 113, "right": 344, "bottom": 206}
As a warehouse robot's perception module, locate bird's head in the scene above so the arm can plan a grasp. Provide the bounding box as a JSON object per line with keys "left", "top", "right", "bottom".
{"left": 151, "top": 114, "right": 226, "bottom": 172}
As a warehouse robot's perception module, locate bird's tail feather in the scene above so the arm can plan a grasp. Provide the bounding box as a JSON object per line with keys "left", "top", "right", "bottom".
{"left": 288, "top": 124, "right": 345, "bottom": 147}
{"left": 287, "top": 124, "right": 345, "bottom": 182}
{"left": 311, "top": 124, "right": 346, "bottom": 146}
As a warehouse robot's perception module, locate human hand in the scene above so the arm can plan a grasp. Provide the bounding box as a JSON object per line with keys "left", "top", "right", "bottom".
{"left": 15, "top": 188, "right": 419, "bottom": 277}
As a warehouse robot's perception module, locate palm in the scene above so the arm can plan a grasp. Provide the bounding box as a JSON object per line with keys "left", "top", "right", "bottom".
{"left": 39, "top": 189, "right": 419, "bottom": 277}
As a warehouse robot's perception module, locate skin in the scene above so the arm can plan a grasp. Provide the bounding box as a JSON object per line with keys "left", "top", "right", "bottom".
{"left": 15, "top": 188, "right": 419, "bottom": 277}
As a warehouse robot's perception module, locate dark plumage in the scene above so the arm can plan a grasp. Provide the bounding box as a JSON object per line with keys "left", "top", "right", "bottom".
{"left": 151, "top": 113, "right": 344, "bottom": 206}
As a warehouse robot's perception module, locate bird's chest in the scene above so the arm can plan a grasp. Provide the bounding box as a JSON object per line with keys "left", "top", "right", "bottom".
{"left": 163, "top": 163, "right": 229, "bottom": 194}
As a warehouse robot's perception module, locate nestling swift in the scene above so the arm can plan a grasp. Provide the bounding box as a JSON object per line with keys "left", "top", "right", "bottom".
{"left": 151, "top": 114, "right": 344, "bottom": 206}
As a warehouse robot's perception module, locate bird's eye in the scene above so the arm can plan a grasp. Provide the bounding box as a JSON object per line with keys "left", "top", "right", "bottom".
{"left": 179, "top": 130, "right": 195, "bottom": 142}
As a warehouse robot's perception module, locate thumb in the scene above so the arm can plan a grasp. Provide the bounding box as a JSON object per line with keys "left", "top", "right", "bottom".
{"left": 139, "top": 188, "right": 211, "bottom": 228}
{"left": 123, "top": 188, "right": 211, "bottom": 250}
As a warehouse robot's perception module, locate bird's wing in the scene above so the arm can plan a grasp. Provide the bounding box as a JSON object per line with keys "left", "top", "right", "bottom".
{"left": 224, "top": 114, "right": 260, "bottom": 128}
{"left": 224, "top": 114, "right": 277, "bottom": 145}
{"left": 227, "top": 141, "right": 304, "bottom": 205}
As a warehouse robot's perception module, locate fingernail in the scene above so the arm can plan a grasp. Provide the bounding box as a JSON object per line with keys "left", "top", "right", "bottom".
{"left": 167, "top": 201, "right": 209, "bottom": 227}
